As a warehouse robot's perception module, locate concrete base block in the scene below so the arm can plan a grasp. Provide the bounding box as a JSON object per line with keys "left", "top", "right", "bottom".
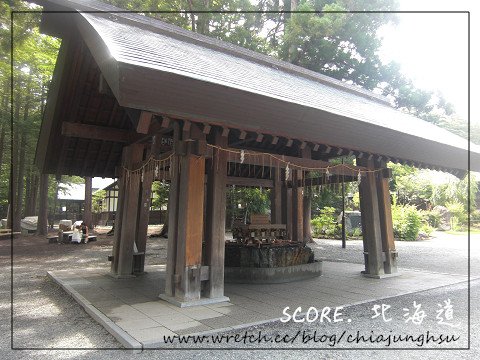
{"left": 158, "top": 294, "right": 231, "bottom": 308}
{"left": 225, "top": 260, "right": 322, "bottom": 284}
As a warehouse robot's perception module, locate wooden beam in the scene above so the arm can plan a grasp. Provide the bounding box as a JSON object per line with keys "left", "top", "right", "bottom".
{"left": 161, "top": 116, "right": 171, "bottom": 128}
{"left": 203, "top": 124, "right": 211, "bottom": 134}
{"left": 137, "top": 111, "right": 152, "bottom": 134}
{"left": 183, "top": 120, "right": 191, "bottom": 133}
{"left": 221, "top": 127, "right": 230, "bottom": 137}
{"left": 294, "top": 175, "right": 356, "bottom": 187}
{"left": 217, "top": 147, "right": 366, "bottom": 176}
{"left": 62, "top": 122, "right": 143, "bottom": 143}
{"left": 226, "top": 177, "right": 273, "bottom": 188}
{"left": 98, "top": 74, "right": 113, "bottom": 95}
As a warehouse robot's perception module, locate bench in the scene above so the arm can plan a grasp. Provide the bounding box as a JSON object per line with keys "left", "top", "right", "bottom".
{"left": 0, "top": 230, "right": 21, "bottom": 240}
{"left": 48, "top": 233, "right": 97, "bottom": 244}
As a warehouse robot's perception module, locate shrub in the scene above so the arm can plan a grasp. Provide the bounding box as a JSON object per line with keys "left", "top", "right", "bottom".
{"left": 311, "top": 207, "right": 341, "bottom": 238}
{"left": 423, "top": 208, "right": 441, "bottom": 228}
{"left": 446, "top": 201, "right": 468, "bottom": 231}
{"left": 472, "top": 210, "right": 480, "bottom": 229}
{"left": 420, "top": 223, "right": 435, "bottom": 237}
{"left": 392, "top": 204, "right": 423, "bottom": 241}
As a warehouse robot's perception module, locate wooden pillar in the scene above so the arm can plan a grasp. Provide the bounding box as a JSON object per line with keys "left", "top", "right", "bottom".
{"left": 301, "top": 147, "right": 312, "bottom": 243}
{"left": 270, "top": 168, "right": 282, "bottom": 224}
{"left": 174, "top": 148, "right": 205, "bottom": 301}
{"left": 84, "top": 177, "right": 92, "bottom": 229}
{"left": 376, "top": 164, "right": 397, "bottom": 274}
{"left": 134, "top": 166, "right": 153, "bottom": 274}
{"left": 204, "top": 130, "right": 228, "bottom": 299}
{"left": 165, "top": 124, "right": 181, "bottom": 297}
{"left": 292, "top": 170, "right": 303, "bottom": 242}
{"left": 281, "top": 170, "right": 293, "bottom": 239}
{"left": 111, "top": 164, "right": 125, "bottom": 274}
{"left": 357, "top": 157, "right": 384, "bottom": 277}
{"left": 162, "top": 123, "right": 207, "bottom": 304}
{"left": 303, "top": 194, "right": 312, "bottom": 242}
{"left": 111, "top": 143, "right": 144, "bottom": 277}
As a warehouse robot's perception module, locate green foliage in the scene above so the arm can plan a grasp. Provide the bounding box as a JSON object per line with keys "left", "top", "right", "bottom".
{"left": 0, "top": 1, "right": 60, "bottom": 219}
{"left": 281, "top": 0, "right": 397, "bottom": 91}
{"left": 226, "top": 186, "right": 270, "bottom": 226}
{"left": 311, "top": 206, "right": 340, "bottom": 237}
{"left": 151, "top": 181, "right": 169, "bottom": 210}
{"left": 92, "top": 190, "right": 106, "bottom": 213}
{"left": 392, "top": 203, "right": 422, "bottom": 241}
{"left": 389, "top": 163, "right": 433, "bottom": 209}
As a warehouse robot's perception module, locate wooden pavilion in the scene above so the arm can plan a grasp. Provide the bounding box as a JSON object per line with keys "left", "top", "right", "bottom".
{"left": 35, "top": 0, "right": 480, "bottom": 306}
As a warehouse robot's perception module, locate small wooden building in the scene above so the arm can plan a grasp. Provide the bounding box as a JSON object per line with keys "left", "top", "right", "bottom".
{"left": 35, "top": 0, "right": 480, "bottom": 306}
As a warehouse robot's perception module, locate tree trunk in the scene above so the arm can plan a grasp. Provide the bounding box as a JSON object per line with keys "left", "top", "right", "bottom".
{"left": 25, "top": 170, "right": 31, "bottom": 215}
{"left": 31, "top": 172, "right": 39, "bottom": 215}
{"left": 25, "top": 171, "right": 39, "bottom": 216}
{"left": 37, "top": 173, "right": 49, "bottom": 236}
{"left": 13, "top": 130, "right": 26, "bottom": 232}
{"left": 52, "top": 180, "right": 59, "bottom": 227}
{"left": 0, "top": 123, "right": 5, "bottom": 172}
{"left": 196, "top": 0, "right": 211, "bottom": 35}
{"left": 84, "top": 177, "right": 93, "bottom": 229}
{"left": 7, "top": 96, "right": 21, "bottom": 229}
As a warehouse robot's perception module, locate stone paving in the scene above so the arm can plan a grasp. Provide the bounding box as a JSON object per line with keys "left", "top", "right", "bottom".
{"left": 47, "top": 261, "right": 472, "bottom": 349}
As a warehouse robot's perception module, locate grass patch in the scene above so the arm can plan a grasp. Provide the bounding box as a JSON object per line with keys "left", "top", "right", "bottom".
{"left": 444, "top": 228, "right": 480, "bottom": 235}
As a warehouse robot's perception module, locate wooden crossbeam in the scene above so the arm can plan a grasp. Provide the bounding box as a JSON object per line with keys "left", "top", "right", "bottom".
{"left": 209, "top": 147, "right": 367, "bottom": 176}
{"left": 226, "top": 176, "right": 273, "bottom": 188}
{"left": 62, "top": 122, "right": 143, "bottom": 143}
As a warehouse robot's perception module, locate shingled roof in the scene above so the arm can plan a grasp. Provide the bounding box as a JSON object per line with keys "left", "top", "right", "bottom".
{"left": 35, "top": 0, "right": 479, "bottom": 175}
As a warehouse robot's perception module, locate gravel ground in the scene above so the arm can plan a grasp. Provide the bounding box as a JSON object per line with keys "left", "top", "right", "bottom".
{"left": 1, "top": 229, "right": 478, "bottom": 359}
{"left": 311, "top": 231, "right": 480, "bottom": 275}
